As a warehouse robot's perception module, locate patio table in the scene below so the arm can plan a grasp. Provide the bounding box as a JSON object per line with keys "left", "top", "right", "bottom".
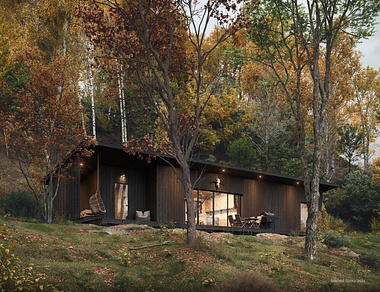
{"left": 242, "top": 216, "right": 262, "bottom": 229}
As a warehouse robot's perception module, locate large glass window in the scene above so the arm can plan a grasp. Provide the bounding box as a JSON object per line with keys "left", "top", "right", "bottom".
{"left": 189, "top": 189, "right": 242, "bottom": 226}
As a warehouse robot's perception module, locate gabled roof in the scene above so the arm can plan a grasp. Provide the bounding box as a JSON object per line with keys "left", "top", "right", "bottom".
{"left": 94, "top": 142, "right": 338, "bottom": 193}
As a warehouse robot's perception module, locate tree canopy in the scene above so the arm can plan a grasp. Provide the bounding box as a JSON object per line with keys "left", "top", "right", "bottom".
{"left": 0, "top": 0, "right": 379, "bottom": 252}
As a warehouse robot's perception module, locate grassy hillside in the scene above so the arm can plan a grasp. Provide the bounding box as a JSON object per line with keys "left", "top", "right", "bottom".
{"left": 1, "top": 217, "right": 379, "bottom": 292}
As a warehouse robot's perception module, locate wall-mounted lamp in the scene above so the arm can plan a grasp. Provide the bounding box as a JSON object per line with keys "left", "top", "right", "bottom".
{"left": 80, "top": 163, "right": 84, "bottom": 167}
{"left": 258, "top": 175, "right": 262, "bottom": 179}
{"left": 210, "top": 177, "right": 224, "bottom": 190}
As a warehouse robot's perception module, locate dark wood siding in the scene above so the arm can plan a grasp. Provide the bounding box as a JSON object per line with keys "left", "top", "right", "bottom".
{"left": 100, "top": 164, "right": 147, "bottom": 219}
{"left": 193, "top": 171, "right": 245, "bottom": 194}
{"left": 55, "top": 157, "right": 80, "bottom": 220}
{"left": 192, "top": 171, "right": 305, "bottom": 231}
{"left": 56, "top": 144, "right": 323, "bottom": 232}
{"left": 156, "top": 165, "right": 185, "bottom": 223}
{"left": 146, "top": 169, "right": 157, "bottom": 221}
{"left": 242, "top": 178, "right": 304, "bottom": 231}
{"left": 80, "top": 169, "right": 97, "bottom": 211}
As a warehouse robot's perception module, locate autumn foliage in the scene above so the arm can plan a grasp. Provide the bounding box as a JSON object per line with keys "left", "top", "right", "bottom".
{"left": 0, "top": 50, "right": 93, "bottom": 223}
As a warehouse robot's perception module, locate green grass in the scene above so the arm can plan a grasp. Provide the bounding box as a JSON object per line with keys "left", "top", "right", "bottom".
{"left": 1, "top": 216, "right": 380, "bottom": 292}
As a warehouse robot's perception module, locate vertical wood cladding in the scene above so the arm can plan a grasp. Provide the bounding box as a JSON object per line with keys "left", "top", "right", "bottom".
{"left": 158, "top": 168, "right": 306, "bottom": 231}
{"left": 145, "top": 169, "right": 157, "bottom": 221}
{"left": 56, "top": 145, "right": 310, "bottom": 232}
{"left": 243, "top": 178, "right": 304, "bottom": 231}
{"left": 100, "top": 164, "right": 146, "bottom": 220}
{"left": 193, "top": 171, "right": 304, "bottom": 231}
{"left": 55, "top": 157, "right": 80, "bottom": 220}
{"left": 156, "top": 165, "right": 185, "bottom": 224}
{"left": 193, "top": 171, "right": 245, "bottom": 194}
{"left": 80, "top": 170, "right": 97, "bottom": 211}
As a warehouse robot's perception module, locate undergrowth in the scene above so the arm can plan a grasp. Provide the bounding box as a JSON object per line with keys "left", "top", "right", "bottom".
{"left": 1, "top": 216, "right": 379, "bottom": 292}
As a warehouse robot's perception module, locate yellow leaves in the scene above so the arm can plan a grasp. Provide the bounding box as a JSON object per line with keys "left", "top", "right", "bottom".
{"left": 118, "top": 247, "right": 131, "bottom": 265}
{"left": 351, "top": 66, "right": 380, "bottom": 160}
{"left": 0, "top": 223, "right": 57, "bottom": 291}
{"left": 198, "top": 89, "right": 247, "bottom": 151}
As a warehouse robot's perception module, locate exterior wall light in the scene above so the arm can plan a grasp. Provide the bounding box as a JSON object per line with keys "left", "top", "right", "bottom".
{"left": 210, "top": 177, "right": 224, "bottom": 190}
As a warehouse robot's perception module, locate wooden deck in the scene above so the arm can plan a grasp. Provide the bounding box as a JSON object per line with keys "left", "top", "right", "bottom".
{"left": 79, "top": 217, "right": 304, "bottom": 236}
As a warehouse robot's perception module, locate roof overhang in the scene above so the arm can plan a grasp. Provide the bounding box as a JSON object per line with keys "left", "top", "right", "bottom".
{"left": 94, "top": 142, "right": 338, "bottom": 193}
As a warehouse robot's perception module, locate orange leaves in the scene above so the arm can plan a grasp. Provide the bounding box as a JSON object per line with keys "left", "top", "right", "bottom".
{"left": 124, "top": 135, "right": 158, "bottom": 163}
{"left": 371, "top": 157, "right": 380, "bottom": 185}
{"left": 1, "top": 51, "right": 87, "bottom": 172}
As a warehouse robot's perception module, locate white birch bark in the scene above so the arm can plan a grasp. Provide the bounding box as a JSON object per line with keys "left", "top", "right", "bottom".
{"left": 117, "top": 63, "right": 128, "bottom": 143}
{"left": 83, "top": 35, "right": 97, "bottom": 139}
{"left": 62, "top": 17, "right": 71, "bottom": 57}
{"left": 78, "top": 92, "right": 87, "bottom": 135}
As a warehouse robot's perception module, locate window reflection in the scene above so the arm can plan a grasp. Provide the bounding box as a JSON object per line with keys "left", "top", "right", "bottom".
{"left": 189, "top": 189, "right": 242, "bottom": 227}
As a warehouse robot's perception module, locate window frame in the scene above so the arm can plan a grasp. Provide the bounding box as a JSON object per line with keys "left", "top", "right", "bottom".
{"left": 192, "top": 188, "right": 243, "bottom": 227}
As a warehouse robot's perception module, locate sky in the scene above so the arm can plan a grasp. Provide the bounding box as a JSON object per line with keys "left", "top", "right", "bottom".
{"left": 356, "top": 19, "right": 380, "bottom": 69}
{"left": 355, "top": 18, "right": 380, "bottom": 160}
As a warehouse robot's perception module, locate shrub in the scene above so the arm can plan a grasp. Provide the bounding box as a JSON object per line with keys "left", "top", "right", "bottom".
{"left": 0, "top": 223, "right": 58, "bottom": 291}
{"left": 319, "top": 203, "right": 348, "bottom": 233}
{"left": 318, "top": 204, "right": 330, "bottom": 232}
{"left": 320, "top": 230, "right": 350, "bottom": 248}
{"left": 360, "top": 249, "right": 380, "bottom": 271}
{"left": 0, "top": 189, "right": 41, "bottom": 219}
{"left": 370, "top": 217, "right": 380, "bottom": 234}
{"left": 325, "top": 171, "right": 380, "bottom": 231}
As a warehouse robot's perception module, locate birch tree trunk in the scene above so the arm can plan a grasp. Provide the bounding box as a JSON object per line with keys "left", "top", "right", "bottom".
{"left": 81, "top": 33, "right": 97, "bottom": 139}
{"left": 117, "top": 63, "right": 128, "bottom": 143}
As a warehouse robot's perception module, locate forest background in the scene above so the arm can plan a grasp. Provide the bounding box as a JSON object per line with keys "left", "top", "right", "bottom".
{"left": 0, "top": 0, "right": 380, "bottom": 239}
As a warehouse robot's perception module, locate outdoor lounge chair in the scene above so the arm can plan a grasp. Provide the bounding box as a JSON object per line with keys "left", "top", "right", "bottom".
{"left": 228, "top": 215, "right": 236, "bottom": 227}
{"left": 234, "top": 214, "right": 248, "bottom": 227}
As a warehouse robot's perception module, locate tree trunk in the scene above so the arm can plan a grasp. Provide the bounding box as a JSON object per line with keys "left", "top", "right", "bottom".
{"left": 364, "top": 133, "right": 370, "bottom": 172}
{"left": 179, "top": 159, "right": 196, "bottom": 244}
{"left": 83, "top": 35, "right": 97, "bottom": 139}
{"left": 62, "top": 17, "right": 71, "bottom": 57}
{"left": 4, "top": 129, "right": 8, "bottom": 157}
{"left": 305, "top": 188, "right": 320, "bottom": 260}
{"left": 88, "top": 57, "right": 96, "bottom": 140}
{"left": 46, "top": 194, "right": 53, "bottom": 224}
{"left": 78, "top": 92, "right": 87, "bottom": 135}
{"left": 117, "top": 64, "right": 128, "bottom": 143}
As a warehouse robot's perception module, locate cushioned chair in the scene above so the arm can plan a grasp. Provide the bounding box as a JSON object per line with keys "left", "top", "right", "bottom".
{"left": 136, "top": 210, "right": 151, "bottom": 222}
